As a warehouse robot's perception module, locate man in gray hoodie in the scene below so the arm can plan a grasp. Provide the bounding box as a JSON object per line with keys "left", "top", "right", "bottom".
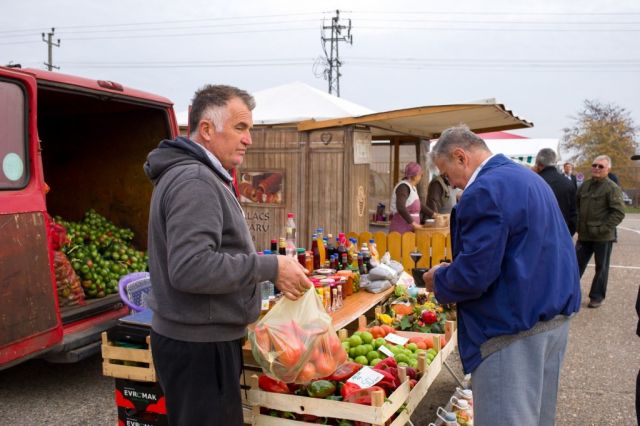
{"left": 144, "top": 85, "right": 311, "bottom": 425}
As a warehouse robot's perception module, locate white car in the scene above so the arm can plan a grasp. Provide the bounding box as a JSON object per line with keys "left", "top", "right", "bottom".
{"left": 622, "top": 191, "right": 632, "bottom": 206}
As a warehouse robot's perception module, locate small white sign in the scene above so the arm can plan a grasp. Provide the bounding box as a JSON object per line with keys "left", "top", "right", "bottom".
{"left": 347, "top": 366, "right": 384, "bottom": 388}
{"left": 379, "top": 345, "right": 394, "bottom": 358}
{"left": 353, "top": 132, "right": 371, "bottom": 164}
{"left": 385, "top": 333, "right": 409, "bottom": 346}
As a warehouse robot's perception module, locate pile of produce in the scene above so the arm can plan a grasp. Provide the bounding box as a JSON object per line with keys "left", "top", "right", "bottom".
{"left": 56, "top": 209, "right": 148, "bottom": 299}
{"left": 341, "top": 329, "right": 442, "bottom": 368}
{"left": 372, "top": 287, "right": 455, "bottom": 334}
{"left": 252, "top": 319, "right": 347, "bottom": 383}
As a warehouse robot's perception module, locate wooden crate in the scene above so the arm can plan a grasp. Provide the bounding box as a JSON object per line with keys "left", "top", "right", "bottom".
{"left": 248, "top": 374, "right": 411, "bottom": 426}
{"left": 101, "top": 332, "right": 156, "bottom": 382}
{"left": 247, "top": 325, "right": 458, "bottom": 426}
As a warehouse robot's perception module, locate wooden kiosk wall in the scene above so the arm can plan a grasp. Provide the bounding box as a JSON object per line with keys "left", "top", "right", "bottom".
{"left": 240, "top": 125, "right": 370, "bottom": 251}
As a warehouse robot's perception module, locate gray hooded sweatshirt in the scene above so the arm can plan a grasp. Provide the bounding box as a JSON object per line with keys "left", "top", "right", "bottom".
{"left": 144, "top": 136, "right": 278, "bottom": 342}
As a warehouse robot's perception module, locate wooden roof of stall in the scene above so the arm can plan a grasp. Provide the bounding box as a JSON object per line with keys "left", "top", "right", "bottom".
{"left": 297, "top": 101, "right": 533, "bottom": 138}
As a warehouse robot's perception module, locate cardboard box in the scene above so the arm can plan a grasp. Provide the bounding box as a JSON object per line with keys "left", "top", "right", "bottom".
{"left": 115, "top": 378, "right": 167, "bottom": 426}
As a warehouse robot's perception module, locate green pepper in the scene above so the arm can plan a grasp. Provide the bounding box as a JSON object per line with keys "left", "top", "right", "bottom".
{"left": 325, "top": 395, "right": 343, "bottom": 401}
{"left": 307, "top": 380, "right": 337, "bottom": 398}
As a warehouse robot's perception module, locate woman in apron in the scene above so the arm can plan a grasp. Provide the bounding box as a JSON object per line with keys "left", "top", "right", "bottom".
{"left": 389, "top": 162, "right": 435, "bottom": 233}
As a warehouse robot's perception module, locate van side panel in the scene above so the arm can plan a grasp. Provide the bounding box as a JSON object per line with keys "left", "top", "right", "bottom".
{"left": 0, "top": 212, "right": 59, "bottom": 347}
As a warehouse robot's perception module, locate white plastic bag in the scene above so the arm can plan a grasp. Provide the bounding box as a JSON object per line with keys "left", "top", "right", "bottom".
{"left": 248, "top": 289, "right": 347, "bottom": 383}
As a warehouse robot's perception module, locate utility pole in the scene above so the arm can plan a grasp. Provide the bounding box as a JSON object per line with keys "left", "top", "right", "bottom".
{"left": 41, "top": 27, "right": 60, "bottom": 71}
{"left": 321, "top": 10, "right": 352, "bottom": 97}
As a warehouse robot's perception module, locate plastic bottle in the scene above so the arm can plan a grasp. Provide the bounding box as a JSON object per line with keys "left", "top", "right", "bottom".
{"left": 270, "top": 239, "right": 278, "bottom": 253}
{"left": 326, "top": 234, "right": 335, "bottom": 259}
{"left": 285, "top": 212, "right": 297, "bottom": 245}
{"left": 316, "top": 228, "right": 326, "bottom": 266}
{"left": 285, "top": 213, "right": 297, "bottom": 257}
{"left": 368, "top": 239, "right": 380, "bottom": 264}
{"left": 436, "top": 407, "right": 458, "bottom": 426}
{"left": 450, "top": 396, "right": 473, "bottom": 425}
{"left": 311, "top": 234, "right": 321, "bottom": 270}
{"left": 361, "top": 243, "right": 371, "bottom": 273}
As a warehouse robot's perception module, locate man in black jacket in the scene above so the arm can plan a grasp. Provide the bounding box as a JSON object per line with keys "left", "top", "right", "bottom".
{"left": 562, "top": 162, "right": 578, "bottom": 188}
{"left": 535, "top": 149, "right": 577, "bottom": 236}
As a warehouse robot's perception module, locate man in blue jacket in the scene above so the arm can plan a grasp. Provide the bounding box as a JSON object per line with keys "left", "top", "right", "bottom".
{"left": 423, "top": 125, "right": 581, "bottom": 426}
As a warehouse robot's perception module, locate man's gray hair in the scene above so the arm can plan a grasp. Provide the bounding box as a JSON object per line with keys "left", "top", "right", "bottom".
{"left": 189, "top": 84, "right": 255, "bottom": 137}
{"left": 431, "top": 124, "right": 490, "bottom": 161}
{"left": 535, "top": 148, "right": 557, "bottom": 168}
{"left": 594, "top": 154, "right": 612, "bottom": 168}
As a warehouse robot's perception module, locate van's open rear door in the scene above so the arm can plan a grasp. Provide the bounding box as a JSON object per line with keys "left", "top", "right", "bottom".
{"left": 0, "top": 67, "right": 62, "bottom": 369}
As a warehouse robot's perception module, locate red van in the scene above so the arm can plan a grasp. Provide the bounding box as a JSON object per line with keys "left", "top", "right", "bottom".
{"left": 0, "top": 66, "right": 177, "bottom": 369}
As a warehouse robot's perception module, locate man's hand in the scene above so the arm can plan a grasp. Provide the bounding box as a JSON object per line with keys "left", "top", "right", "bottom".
{"left": 275, "top": 256, "right": 313, "bottom": 300}
{"left": 422, "top": 262, "right": 450, "bottom": 293}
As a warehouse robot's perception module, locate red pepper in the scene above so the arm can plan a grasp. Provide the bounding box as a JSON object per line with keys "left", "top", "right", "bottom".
{"left": 258, "top": 375, "right": 291, "bottom": 394}
{"left": 343, "top": 386, "right": 386, "bottom": 405}
{"left": 375, "top": 357, "right": 397, "bottom": 370}
{"left": 340, "top": 382, "right": 362, "bottom": 399}
{"left": 371, "top": 367, "right": 400, "bottom": 391}
{"left": 324, "top": 362, "right": 362, "bottom": 382}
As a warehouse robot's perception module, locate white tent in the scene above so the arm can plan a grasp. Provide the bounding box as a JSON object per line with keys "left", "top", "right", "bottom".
{"left": 482, "top": 137, "right": 560, "bottom": 166}
{"left": 251, "top": 81, "right": 375, "bottom": 125}
{"left": 175, "top": 82, "right": 375, "bottom": 128}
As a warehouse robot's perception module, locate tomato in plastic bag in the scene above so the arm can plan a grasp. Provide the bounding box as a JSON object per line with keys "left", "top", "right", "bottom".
{"left": 248, "top": 289, "right": 347, "bottom": 383}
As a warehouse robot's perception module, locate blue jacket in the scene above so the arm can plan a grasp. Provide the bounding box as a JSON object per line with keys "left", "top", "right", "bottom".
{"left": 434, "top": 154, "right": 581, "bottom": 373}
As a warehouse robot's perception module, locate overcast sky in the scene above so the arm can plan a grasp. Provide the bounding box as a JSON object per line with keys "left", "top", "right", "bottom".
{"left": 2, "top": 0, "right": 639, "bottom": 138}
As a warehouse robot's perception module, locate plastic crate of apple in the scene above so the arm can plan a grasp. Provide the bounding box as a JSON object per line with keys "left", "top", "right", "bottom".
{"left": 55, "top": 210, "right": 148, "bottom": 299}
{"left": 342, "top": 328, "right": 443, "bottom": 369}
{"left": 373, "top": 287, "right": 456, "bottom": 334}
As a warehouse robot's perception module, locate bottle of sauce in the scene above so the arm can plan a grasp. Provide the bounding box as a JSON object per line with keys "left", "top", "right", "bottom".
{"left": 316, "top": 228, "right": 326, "bottom": 266}
{"left": 297, "top": 248, "right": 307, "bottom": 268}
{"left": 311, "top": 234, "right": 321, "bottom": 270}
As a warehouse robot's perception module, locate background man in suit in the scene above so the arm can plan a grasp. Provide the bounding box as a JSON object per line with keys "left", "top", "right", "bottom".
{"left": 563, "top": 162, "right": 578, "bottom": 188}
{"left": 535, "top": 149, "right": 577, "bottom": 236}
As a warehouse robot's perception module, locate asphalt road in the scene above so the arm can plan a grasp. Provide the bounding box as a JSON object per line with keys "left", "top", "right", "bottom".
{"left": 1, "top": 215, "right": 638, "bottom": 426}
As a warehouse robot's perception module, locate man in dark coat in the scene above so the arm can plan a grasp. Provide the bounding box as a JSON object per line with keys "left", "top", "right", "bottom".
{"left": 562, "top": 162, "right": 578, "bottom": 188}
{"left": 535, "top": 149, "right": 577, "bottom": 236}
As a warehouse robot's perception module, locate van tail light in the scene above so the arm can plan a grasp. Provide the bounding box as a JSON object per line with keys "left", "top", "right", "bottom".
{"left": 97, "top": 80, "right": 124, "bottom": 91}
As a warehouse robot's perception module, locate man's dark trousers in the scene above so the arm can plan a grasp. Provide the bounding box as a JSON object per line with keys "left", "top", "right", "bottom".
{"left": 576, "top": 240, "right": 613, "bottom": 302}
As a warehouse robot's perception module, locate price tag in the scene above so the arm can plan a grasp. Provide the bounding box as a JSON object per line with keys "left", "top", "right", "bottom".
{"left": 378, "top": 345, "right": 394, "bottom": 358}
{"left": 385, "top": 333, "right": 409, "bottom": 346}
{"left": 347, "top": 366, "right": 384, "bottom": 388}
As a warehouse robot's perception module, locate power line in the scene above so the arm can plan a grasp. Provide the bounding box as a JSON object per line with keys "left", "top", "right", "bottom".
{"left": 0, "top": 12, "right": 324, "bottom": 34}
{"left": 0, "top": 27, "right": 317, "bottom": 45}
{"left": 350, "top": 10, "right": 640, "bottom": 16}
{"left": 0, "top": 18, "right": 321, "bottom": 38}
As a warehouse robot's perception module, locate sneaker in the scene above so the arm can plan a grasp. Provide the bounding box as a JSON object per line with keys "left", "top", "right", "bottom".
{"left": 588, "top": 299, "right": 603, "bottom": 308}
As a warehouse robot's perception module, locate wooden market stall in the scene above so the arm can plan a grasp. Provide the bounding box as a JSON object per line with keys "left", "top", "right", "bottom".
{"left": 240, "top": 94, "right": 532, "bottom": 251}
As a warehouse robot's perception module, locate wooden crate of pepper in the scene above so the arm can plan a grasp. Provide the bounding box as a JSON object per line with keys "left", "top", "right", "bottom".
{"left": 247, "top": 327, "right": 458, "bottom": 426}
